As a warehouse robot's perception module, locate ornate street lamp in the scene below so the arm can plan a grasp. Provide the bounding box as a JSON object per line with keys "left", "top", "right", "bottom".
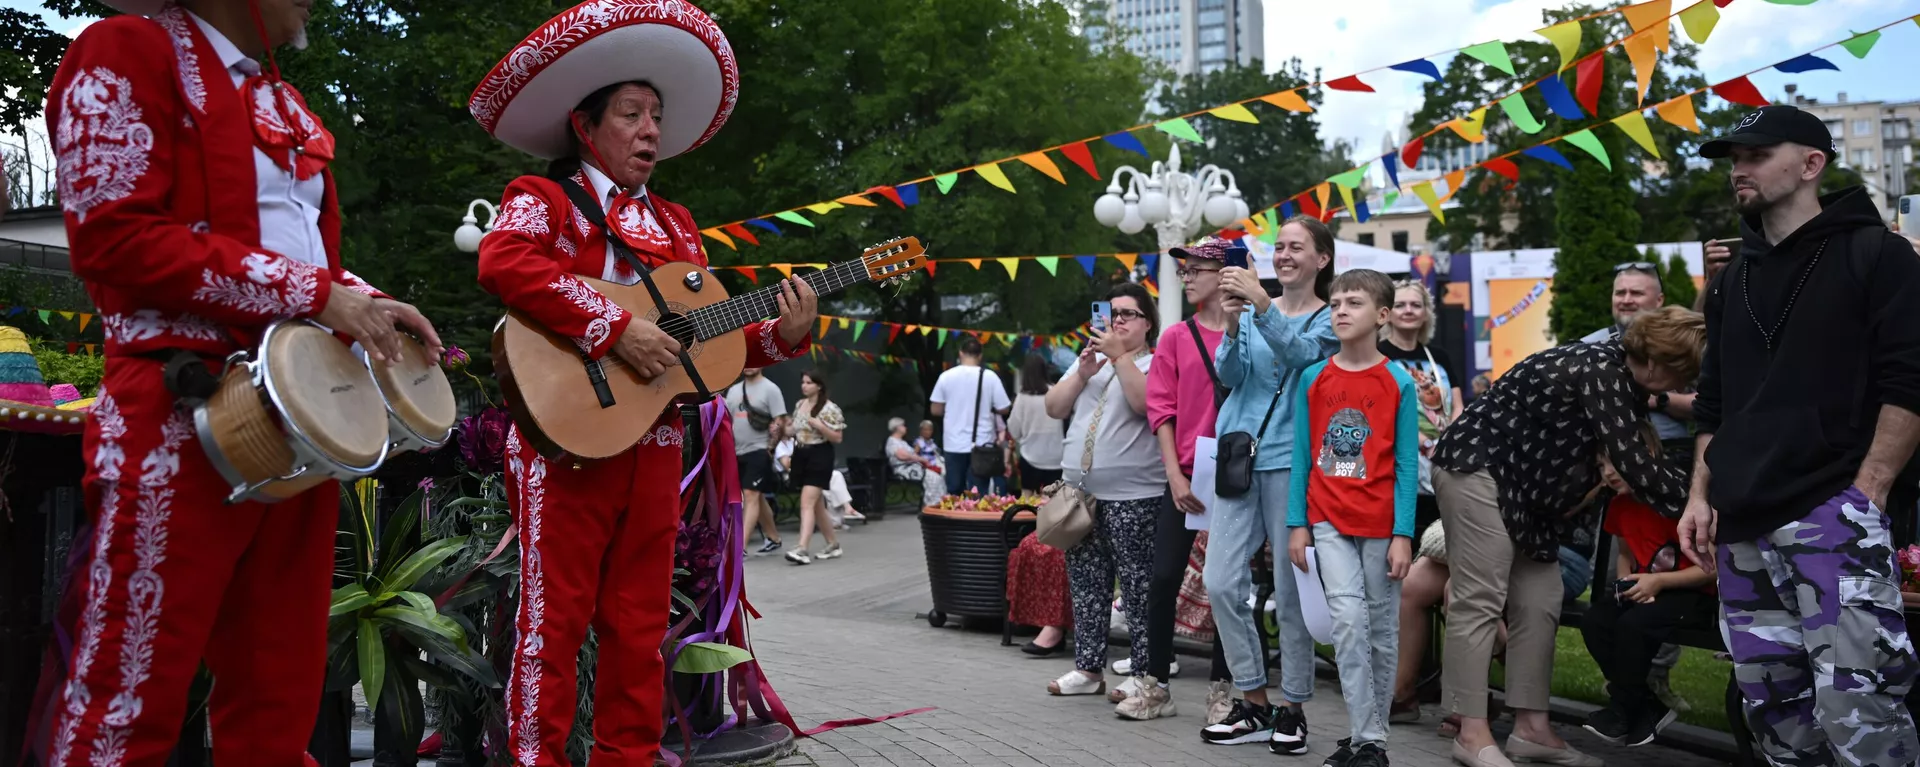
{"left": 452, "top": 199, "right": 498, "bottom": 254}
{"left": 1092, "top": 144, "right": 1248, "bottom": 327}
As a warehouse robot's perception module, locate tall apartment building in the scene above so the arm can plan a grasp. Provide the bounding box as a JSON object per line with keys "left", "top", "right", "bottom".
{"left": 1089, "top": 0, "right": 1265, "bottom": 76}
{"left": 1782, "top": 84, "right": 1917, "bottom": 218}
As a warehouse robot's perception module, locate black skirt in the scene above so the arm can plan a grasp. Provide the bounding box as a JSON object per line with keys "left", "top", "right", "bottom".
{"left": 791, "top": 442, "right": 835, "bottom": 489}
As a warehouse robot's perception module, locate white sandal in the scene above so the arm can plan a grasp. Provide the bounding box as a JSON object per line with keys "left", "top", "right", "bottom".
{"left": 1047, "top": 670, "right": 1105, "bottom": 696}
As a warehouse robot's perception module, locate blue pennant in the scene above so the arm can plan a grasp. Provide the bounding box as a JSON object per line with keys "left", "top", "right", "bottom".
{"left": 1354, "top": 198, "right": 1372, "bottom": 223}
{"left": 1280, "top": 201, "right": 1296, "bottom": 220}
{"left": 1076, "top": 255, "right": 1097, "bottom": 276}
{"left": 1388, "top": 58, "right": 1443, "bottom": 81}
{"left": 1775, "top": 54, "right": 1839, "bottom": 74}
{"left": 1102, "top": 131, "right": 1150, "bottom": 157}
{"left": 1521, "top": 145, "right": 1573, "bottom": 171}
{"left": 746, "top": 218, "right": 783, "bottom": 235}
{"left": 1537, "top": 74, "right": 1586, "bottom": 120}
{"left": 897, "top": 182, "right": 920, "bottom": 206}
{"left": 1141, "top": 254, "right": 1159, "bottom": 277}
{"left": 1381, "top": 152, "right": 1401, "bottom": 191}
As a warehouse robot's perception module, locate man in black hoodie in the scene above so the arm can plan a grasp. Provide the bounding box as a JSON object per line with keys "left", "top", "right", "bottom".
{"left": 1681, "top": 105, "right": 1920, "bottom": 766}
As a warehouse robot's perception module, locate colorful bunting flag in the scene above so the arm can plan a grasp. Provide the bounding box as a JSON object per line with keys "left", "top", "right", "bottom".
{"left": 1328, "top": 164, "right": 1370, "bottom": 190}
{"left": 963, "top": 258, "right": 982, "bottom": 270}
{"left": 1381, "top": 153, "right": 1401, "bottom": 190}
{"left": 1260, "top": 90, "right": 1314, "bottom": 113}
{"left": 702, "top": 228, "right": 736, "bottom": 250}
{"left": 1711, "top": 76, "right": 1770, "bottom": 108}
{"left": 934, "top": 172, "right": 960, "bottom": 193}
{"left": 1036, "top": 256, "right": 1060, "bottom": 276}
{"left": 974, "top": 162, "right": 1016, "bottom": 193}
{"left": 1103, "top": 131, "right": 1149, "bottom": 157}
{"left": 835, "top": 194, "right": 878, "bottom": 207}
{"left": 1537, "top": 22, "right": 1584, "bottom": 74}
{"left": 1621, "top": 0, "right": 1672, "bottom": 34}
{"left": 1059, "top": 142, "right": 1101, "bottom": 180}
{"left": 1521, "top": 145, "right": 1574, "bottom": 171}
{"left": 1155, "top": 118, "right": 1204, "bottom": 143}
{"left": 1076, "top": 255, "right": 1097, "bottom": 276}
{"left": 1324, "top": 75, "right": 1374, "bottom": 93}
{"left": 1679, "top": 1, "right": 1720, "bottom": 44}
{"left": 746, "top": 219, "right": 782, "bottom": 235}
{"left": 1613, "top": 110, "right": 1661, "bottom": 156}
{"left": 1442, "top": 170, "right": 1467, "bottom": 202}
{"left": 772, "top": 263, "right": 793, "bottom": 278}
{"left": 1624, "top": 29, "right": 1662, "bottom": 104}
{"left": 1017, "top": 152, "right": 1066, "bottom": 184}
{"left": 1538, "top": 74, "right": 1586, "bottom": 120}
{"left": 1116, "top": 253, "right": 1139, "bottom": 271}
{"left": 1209, "top": 103, "right": 1260, "bottom": 123}
{"left": 869, "top": 185, "right": 906, "bottom": 208}
{"left": 805, "top": 201, "right": 843, "bottom": 215}
{"left": 1412, "top": 182, "right": 1445, "bottom": 223}
{"left": 1561, "top": 129, "right": 1611, "bottom": 170}
{"left": 1840, "top": 30, "right": 1882, "bottom": 59}
{"left": 1574, "top": 55, "right": 1605, "bottom": 116}
{"left": 724, "top": 223, "right": 759, "bottom": 245}
{"left": 898, "top": 183, "right": 920, "bottom": 206}
{"left": 1462, "top": 41, "right": 1516, "bottom": 76}
{"left": 1655, "top": 95, "right": 1702, "bottom": 132}
{"left": 1448, "top": 107, "right": 1489, "bottom": 143}
{"left": 1354, "top": 199, "right": 1372, "bottom": 224}
{"left": 1486, "top": 158, "right": 1521, "bottom": 184}
{"left": 1499, "top": 93, "right": 1546, "bottom": 134}
{"left": 1775, "top": 54, "right": 1839, "bottom": 74}
{"left": 817, "top": 316, "right": 830, "bottom": 339}
{"left": 774, "top": 210, "right": 814, "bottom": 227}
{"left": 1336, "top": 185, "right": 1359, "bottom": 221}
{"left": 1401, "top": 137, "right": 1425, "bottom": 170}
{"left": 997, "top": 258, "right": 1019, "bottom": 279}
{"left": 853, "top": 320, "right": 868, "bottom": 341}
{"left": 1388, "top": 59, "right": 1444, "bottom": 80}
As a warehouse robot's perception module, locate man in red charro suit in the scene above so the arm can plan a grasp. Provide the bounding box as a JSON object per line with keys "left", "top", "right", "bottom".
{"left": 40, "top": 0, "right": 441, "bottom": 765}
{"left": 469, "top": 1, "right": 816, "bottom": 763}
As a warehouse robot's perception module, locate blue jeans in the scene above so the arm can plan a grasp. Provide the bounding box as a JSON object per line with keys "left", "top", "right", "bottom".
{"left": 1202, "top": 469, "right": 1314, "bottom": 702}
{"left": 943, "top": 451, "right": 1003, "bottom": 496}
{"left": 1311, "top": 522, "right": 1401, "bottom": 748}
{"left": 1559, "top": 545, "right": 1593, "bottom": 604}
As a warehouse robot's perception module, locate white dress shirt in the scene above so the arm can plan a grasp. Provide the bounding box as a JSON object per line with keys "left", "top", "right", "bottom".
{"left": 190, "top": 13, "right": 327, "bottom": 271}
{"left": 579, "top": 162, "right": 662, "bottom": 285}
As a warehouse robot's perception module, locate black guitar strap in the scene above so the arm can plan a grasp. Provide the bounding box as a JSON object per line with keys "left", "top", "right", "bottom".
{"left": 560, "top": 179, "right": 714, "bottom": 405}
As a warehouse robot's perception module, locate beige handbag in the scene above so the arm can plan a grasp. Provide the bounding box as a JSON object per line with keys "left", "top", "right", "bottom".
{"left": 1035, "top": 373, "right": 1111, "bottom": 550}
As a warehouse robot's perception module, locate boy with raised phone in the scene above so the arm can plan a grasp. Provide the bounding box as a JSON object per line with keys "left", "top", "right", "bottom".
{"left": 1286, "top": 269, "right": 1420, "bottom": 767}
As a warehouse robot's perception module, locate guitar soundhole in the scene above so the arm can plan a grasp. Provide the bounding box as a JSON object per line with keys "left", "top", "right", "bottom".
{"left": 648, "top": 303, "right": 701, "bottom": 360}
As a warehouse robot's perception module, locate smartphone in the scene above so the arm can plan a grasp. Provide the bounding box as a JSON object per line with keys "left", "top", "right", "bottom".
{"left": 1223, "top": 245, "right": 1250, "bottom": 271}
{"left": 1901, "top": 195, "right": 1920, "bottom": 236}
{"left": 1091, "top": 301, "right": 1111, "bottom": 333}
{"left": 1612, "top": 578, "right": 1637, "bottom": 602}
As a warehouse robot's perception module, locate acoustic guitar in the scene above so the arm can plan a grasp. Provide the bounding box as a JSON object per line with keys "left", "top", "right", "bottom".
{"left": 493, "top": 237, "right": 927, "bottom": 459}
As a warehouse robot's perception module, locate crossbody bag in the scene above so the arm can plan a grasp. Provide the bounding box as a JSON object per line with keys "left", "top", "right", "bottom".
{"left": 1215, "top": 306, "right": 1325, "bottom": 498}
{"left": 967, "top": 368, "right": 1005, "bottom": 478}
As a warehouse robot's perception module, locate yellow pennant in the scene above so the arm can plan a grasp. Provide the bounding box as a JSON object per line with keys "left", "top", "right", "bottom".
{"left": 1678, "top": 1, "right": 1719, "bottom": 44}
{"left": 1535, "top": 20, "right": 1583, "bottom": 71}
{"left": 805, "top": 201, "right": 845, "bottom": 215}
{"left": 997, "top": 258, "right": 1020, "bottom": 280}
{"left": 1612, "top": 110, "right": 1661, "bottom": 156}
{"left": 1208, "top": 103, "right": 1260, "bottom": 123}
{"left": 974, "top": 162, "right": 1017, "bottom": 193}
{"left": 1447, "top": 107, "right": 1489, "bottom": 143}
{"left": 1412, "top": 182, "right": 1445, "bottom": 224}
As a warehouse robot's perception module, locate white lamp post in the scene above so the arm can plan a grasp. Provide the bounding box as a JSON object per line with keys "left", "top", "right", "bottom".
{"left": 1092, "top": 144, "right": 1248, "bottom": 328}
{"left": 453, "top": 199, "right": 498, "bottom": 254}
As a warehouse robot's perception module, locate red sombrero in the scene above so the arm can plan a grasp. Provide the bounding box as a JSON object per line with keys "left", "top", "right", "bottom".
{"left": 469, "top": 0, "right": 738, "bottom": 162}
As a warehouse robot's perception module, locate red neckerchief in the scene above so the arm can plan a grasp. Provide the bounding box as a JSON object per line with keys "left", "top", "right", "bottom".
{"left": 241, "top": 0, "right": 333, "bottom": 180}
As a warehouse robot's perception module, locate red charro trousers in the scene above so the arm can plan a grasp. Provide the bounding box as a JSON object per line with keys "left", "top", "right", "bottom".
{"left": 47, "top": 359, "right": 335, "bottom": 767}
{"left": 503, "top": 422, "right": 682, "bottom": 766}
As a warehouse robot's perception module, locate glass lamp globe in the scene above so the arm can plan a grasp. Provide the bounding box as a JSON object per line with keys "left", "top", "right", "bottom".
{"left": 1203, "top": 194, "right": 1239, "bottom": 228}
{"left": 454, "top": 217, "right": 486, "bottom": 253}
{"left": 1138, "top": 184, "right": 1171, "bottom": 223}
{"left": 1093, "top": 192, "right": 1126, "bottom": 227}
{"left": 1118, "top": 203, "right": 1146, "bottom": 234}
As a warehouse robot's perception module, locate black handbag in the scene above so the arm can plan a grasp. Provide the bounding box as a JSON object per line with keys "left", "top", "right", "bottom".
{"left": 967, "top": 368, "right": 1005, "bottom": 478}
{"left": 1216, "top": 306, "right": 1323, "bottom": 498}
{"left": 730, "top": 383, "right": 774, "bottom": 432}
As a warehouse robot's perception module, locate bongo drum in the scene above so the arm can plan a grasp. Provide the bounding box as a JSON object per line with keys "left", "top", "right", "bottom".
{"left": 192, "top": 320, "right": 389, "bottom": 504}
{"left": 367, "top": 335, "right": 456, "bottom": 456}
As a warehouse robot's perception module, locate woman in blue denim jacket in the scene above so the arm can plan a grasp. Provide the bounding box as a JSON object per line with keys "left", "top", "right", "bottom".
{"left": 1199, "top": 216, "right": 1340, "bottom": 753}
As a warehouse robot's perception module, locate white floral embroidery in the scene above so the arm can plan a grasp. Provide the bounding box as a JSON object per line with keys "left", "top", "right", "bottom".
{"left": 50, "top": 393, "right": 123, "bottom": 767}
{"left": 756, "top": 318, "right": 790, "bottom": 363}
{"left": 101, "top": 311, "right": 223, "bottom": 344}
{"left": 571, "top": 206, "right": 593, "bottom": 241}
{"left": 92, "top": 412, "right": 191, "bottom": 765}
{"left": 555, "top": 233, "right": 577, "bottom": 259}
{"left": 153, "top": 6, "right": 206, "bottom": 113}
{"left": 505, "top": 430, "right": 548, "bottom": 766}
{"left": 548, "top": 275, "right": 624, "bottom": 353}
{"left": 494, "top": 193, "right": 550, "bottom": 237}
{"left": 639, "top": 424, "right": 682, "bottom": 447}
{"left": 193, "top": 256, "right": 320, "bottom": 318}
{"left": 55, "top": 67, "right": 154, "bottom": 224}
{"left": 339, "top": 269, "right": 380, "bottom": 296}
{"left": 245, "top": 79, "right": 322, "bottom": 139}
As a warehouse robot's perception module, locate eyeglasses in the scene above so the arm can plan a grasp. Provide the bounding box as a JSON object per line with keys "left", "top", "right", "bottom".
{"left": 1110, "top": 308, "right": 1150, "bottom": 324}
{"left": 1613, "top": 261, "right": 1659, "bottom": 275}
{"left": 1176, "top": 267, "right": 1221, "bottom": 279}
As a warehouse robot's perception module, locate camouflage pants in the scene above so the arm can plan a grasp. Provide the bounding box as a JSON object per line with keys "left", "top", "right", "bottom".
{"left": 1718, "top": 486, "right": 1920, "bottom": 767}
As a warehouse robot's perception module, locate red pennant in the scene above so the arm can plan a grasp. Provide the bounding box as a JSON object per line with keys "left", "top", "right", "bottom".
{"left": 887, "top": 324, "right": 902, "bottom": 344}
{"left": 867, "top": 186, "right": 906, "bottom": 208}
{"left": 924, "top": 261, "right": 937, "bottom": 277}
{"left": 1297, "top": 193, "right": 1322, "bottom": 220}
{"left": 1217, "top": 229, "right": 1247, "bottom": 240}
{"left": 732, "top": 266, "right": 759, "bottom": 282}
{"left": 1058, "top": 141, "right": 1101, "bottom": 180}
{"left": 1713, "top": 0, "right": 1733, "bottom": 6}
{"left": 1712, "top": 76, "right": 1770, "bottom": 108}
{"left": 1401, "top": 137, "right": 1425, "bottom": 171}
{"left": 1485, "top": 158, "right": 1521, "bottom": 184}
{"left": 1325, "top": 75, "right": 1374, "bottom": 93}
{"left": 66, "top": 342, "right": 77, "bottom": 354}
{"left": 1574, "top": 56, "right": 1605, "bottom": 117}
{"left": 724, "top": 223, "right": 759, "bottom": 246}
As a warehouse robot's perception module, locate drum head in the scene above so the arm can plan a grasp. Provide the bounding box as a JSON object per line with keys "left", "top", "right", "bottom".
{"left": 372, "top": 336, "right": 457, "bottom": 441}
{"left": 263, "top": 323, "right": 388, "bottom": 466}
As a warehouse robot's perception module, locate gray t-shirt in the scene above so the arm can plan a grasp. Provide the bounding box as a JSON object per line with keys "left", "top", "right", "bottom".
{"left": 1060, "top": 353, "right": 1167, "bottom": 501}
{"left": 726, "top": 376, "right": 787, "bottom": 453}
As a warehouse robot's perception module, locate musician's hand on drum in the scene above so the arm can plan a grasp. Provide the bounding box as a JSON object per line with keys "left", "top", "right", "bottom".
{"left": 318, "top": 285, "right": 404, "bottom": 363}
{"left": 775, "top": 277, "right": 818, "bottom": 348}
{"left": 373, "top": 298, "right": 444, "bottom": 364}
{"left": 613, "top": 319, "right": 683, "bottom": 379}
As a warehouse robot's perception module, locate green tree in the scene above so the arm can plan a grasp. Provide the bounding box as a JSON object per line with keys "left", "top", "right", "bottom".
{"left": 1156, "top": 59, "right": 1354, "bottom": 213}
{"left": 1547, "top": 46, "right": 1641, "bottom": 343}
{"left": 1659, "top": 250, "right": 1697, "bottom": 310}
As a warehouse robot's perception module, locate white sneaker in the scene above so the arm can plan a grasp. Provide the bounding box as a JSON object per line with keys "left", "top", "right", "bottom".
{"left": 1115, "top": 678, "right": 1177, "bottom": 721}
{"left": 1110, "top": 657, "right": 1179, "bottom": 677}
{"left": 818, "top": 543, "right": 843, "bottom": 560}
{"left": 1107, "top": 674, "right": 1143, "bottom": 703}
{"left": 1047, "top": 670, "right": 1105, "bottom": 696}
{"left": 784, "top": 548, "right": 812, "bottom": 565}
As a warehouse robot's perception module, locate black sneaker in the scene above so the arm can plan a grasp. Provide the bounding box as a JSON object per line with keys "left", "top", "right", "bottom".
{"left": 1200, "top": 699, "right": 1275, "bottom": 745}
{"left": 1346, "top": 743, "right": 1389, "bottom": 767}
{"left": 755, "top": 538, "right": 782, "bottom": 555}
{"left": 1268, "top": 705, "right": 1308, "bottom": 755}
{"left": 1582, "top": 704, "right": 1630, "bottom": 744}
{"left": 1321, "top": 738, "right": 1354, "bottom": 767}
{"left": 1625, "top": 701, "right": 1676, "bottom": 747}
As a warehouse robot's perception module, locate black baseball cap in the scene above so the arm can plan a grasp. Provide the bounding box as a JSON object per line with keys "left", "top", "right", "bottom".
{"left": 1700, "top": 105, "right": 1838, "bottom": 160}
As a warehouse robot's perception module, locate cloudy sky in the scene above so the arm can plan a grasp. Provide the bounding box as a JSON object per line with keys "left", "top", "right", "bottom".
{"left": 1268, "top": 0, "right": 1920, "bottom": 152}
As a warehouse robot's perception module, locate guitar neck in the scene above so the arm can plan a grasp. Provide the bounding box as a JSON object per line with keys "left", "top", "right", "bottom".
{"left": 688, "top": 259, "right": 873, "bottom": 340}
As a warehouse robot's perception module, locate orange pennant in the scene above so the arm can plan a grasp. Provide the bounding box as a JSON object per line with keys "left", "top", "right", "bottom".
{"left": 1655, "top": 94, "right": 1700, "bottom": 133}
{"left": 772, "top": 264, "right": 794, "bottom": 278}
{"left": 701, "top": 228, "right": 736, "bottom": 250}
{"left": 1624, "top": 29, "right": 1661, "bottom": 104}
{"left": 1115, "top": 253, "right": 1139, "bottom": 271}
{"left": 1259, "top": 90, "right": 1313, "bottom": 113}
{"left": 835, "top": 194, "right": 879, "bottom": 207}
{"left": 1016, "top": 152, "right": 1067, "bottom": 184}
{"left": 817, "top": 316, "right": 831, "bottom": 339}
{"left": 964, "top": 258, "right": 983, "bottom": 270}
{"left": 78, "top": 313, "right": 93, "bottom": 332}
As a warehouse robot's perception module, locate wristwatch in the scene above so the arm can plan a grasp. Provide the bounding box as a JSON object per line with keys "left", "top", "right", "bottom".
{"left": 1654, "top": 392, "right": 1670, "bottom": 414}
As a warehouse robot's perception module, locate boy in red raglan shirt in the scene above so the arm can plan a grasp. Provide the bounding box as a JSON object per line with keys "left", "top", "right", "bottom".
{"left": 1286, "top": 268, "right": 1420, "bottom": 767}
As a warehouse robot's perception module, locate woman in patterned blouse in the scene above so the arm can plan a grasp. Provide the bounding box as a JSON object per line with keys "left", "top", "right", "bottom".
{"left": 1428, "top": 306, "right": 1704, "bottom": 767}
{"left": 785, "top": 370, "right": 848, "bottom": 565}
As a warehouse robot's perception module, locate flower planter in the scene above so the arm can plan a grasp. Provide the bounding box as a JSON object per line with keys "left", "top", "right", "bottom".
{"left": 918, "top": 503, "right": 1036, "bottom": 628}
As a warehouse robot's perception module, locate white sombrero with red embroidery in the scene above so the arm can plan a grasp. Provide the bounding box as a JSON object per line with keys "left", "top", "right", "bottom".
{"left": 470, "top": 0, "right": 738, "bottom": 161}
{"left": 98, "top": 0, "right": 172, "bottom": 15}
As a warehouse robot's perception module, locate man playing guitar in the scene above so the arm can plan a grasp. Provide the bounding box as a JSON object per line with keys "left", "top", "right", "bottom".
{"left": 40, "top": 0, "right": 441, "bottom": 763}
{"left": 469, "top": 1, "right": 816, "bottom": 762}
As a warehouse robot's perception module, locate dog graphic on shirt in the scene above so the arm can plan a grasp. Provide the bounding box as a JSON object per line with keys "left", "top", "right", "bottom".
{"left": 1317, "top": 407, "right": 1372, "bottom": 479}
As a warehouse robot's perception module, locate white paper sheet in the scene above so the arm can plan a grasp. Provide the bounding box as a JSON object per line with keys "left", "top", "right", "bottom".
{"left": 1187, "top": 436, "right": 1217, "bottom": 531}
{"left": 1293, "top": 546, "right": 1334, "bottom": 644}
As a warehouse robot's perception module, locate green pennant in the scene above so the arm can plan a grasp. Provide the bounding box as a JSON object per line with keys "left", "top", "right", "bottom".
{"left": 1840, "top": 30, "right": 1881, "bottom": 59}
{"left": 36, "top": 309, "right": 50, "bottom": 324}
{"left": 1383, "top": 190, "right": 1400, "bottom": 208}
{"left": 1499, "top": 93, "right": 1545, "bottom": 134}
{"left": 1328, "top": 163, "right": 1370, "bottom": 190}
{"left": 1154, "top": 118, "right": 1204, "bottom": 143}
{"left": 1461, "top": 41, "right": 1516, "bottom": 76}
{"left": 938, "top": 331, "right": 948, "bottom": 349}
{"left": 934, "top": 173, "right": 960, "bottom": 193}
{"left": 1561, "top": 128, "right": 1611, "bottom": 170}
{"left": 773, "top": 210, "right": 814, "bottom": 227}
{"left": 1036, "top": 256, "right": 1060, "bottom": 276}
{"left": 1259, "top": 209, "right": 1279, "bottom": 245}
{"left": 853, "top": 320, "right": 867, "bottom": 341}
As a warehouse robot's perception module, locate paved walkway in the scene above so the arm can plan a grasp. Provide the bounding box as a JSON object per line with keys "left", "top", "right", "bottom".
{"left": 749, "top": 513, "right": 1732, "bottom": 767}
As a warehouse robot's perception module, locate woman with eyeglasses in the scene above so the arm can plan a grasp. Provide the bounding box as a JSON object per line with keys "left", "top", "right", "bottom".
{"left": 1379, "top": 280, "right": 1462, "bottom": 530}
{"left": 1042, "top": 283, "right": 1167, "bottom": 704}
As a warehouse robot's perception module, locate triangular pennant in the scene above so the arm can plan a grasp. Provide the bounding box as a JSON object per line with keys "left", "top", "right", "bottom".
{"left": 1538, "top": 74, "right": 1586, "bottom": 120}
{"left": 903, "top": 324, "right": 919, "bottom": 335}
{"left": 924, "top": 261, "right": 936, "bottom": 278}
{"left": 1401, "top": 137, "right": 1425, "bottom": 170}
{"left": 1620, "top": 0, "right": 1672, "bottom": 33}
{"left": 1259, "top": 90, "right": 1314, "bottom": 113}
{"left": 1679, "top": 1, "right": 1720, "bottom": 44}
{"left": 1298, "top": 192, "right": 1323, "bottom": 220}
{"left": 974, "top": 163, "right": 1017, "bottom": 193}
{"left": 731, "top": 266, "right": 759, "bottom": 282}
{"left": 1329, "top": 164, "right": 1369, "bottom": 190}
{"left": 1381, "top": 152, "right": 1401, "bottom": 190}
{"left": 1485, "top": 158, "right": 1521, "bottom": 183}
{"left": 78, "top": 314, "right": 91, "bottom": 332}
{"left": 1447, "top": 107, "right": 1489, "bottom": 143}
{"left": 1142, "top": 254, "right": 1160, "bottom": 278}
{"left": 868, "top": 186, "right": 906, "bottom": 209}
{"left": 702, "top": 228, "right": 737, "bottom": 250}
{"left": 37, "top": 309, "right": 50, "bottom": 324}
{"left": 1102, "top": 131, "right": 1150, "bottom": 156}
{"left": 964, "top": 258, "right": 982, "bottom": 270}
{"left": 1382, "top": 190, "right": 1399, "bottom": 208}
{"left": 1354, "top": 198, "right": 1372, "bottom": 224}
{"left": 1441, "top": 170, "right": 1467, "bottom": 202}
{"left": 853, "top": 320, "right": 868, "bottom": 341}
{"left": 1711, "top": 76, "right": 1770, "bottom": 108}
{"left": 1155, "top": 118, "right": 1204, "bottom": 143}
{"left": 1560, "top": 129, "right": 1612, "bottom": 170}
{"left": 934, "top": 173, "right": 960, "bottom": 194}
{"left": 1116, "top": 253, "right": 1139, "bottom": 272}
{"left": 1624, "top": 29, "right": 1661, "bottom": 104}
{"left": 1612, "top": 110, "right": 1661, "bottom": 156}
{"left": 1412, "top": 181, "right": 1445, "bottom": 223}
{"left": 1388, "top": 59, "right": 1443, "bottom": 80}
{"left": 1016, "top": 152, "right": 1066, "bottom": 184}
{"left": 835, "top": 194, "right": 879, "bottom": 207}
{"left": 1840, "top": 30, "right": 1881, "bottom": 59}
{"left": 937, "top": 331, "right": 948, "bottom": 349}
{"left": 817, "top": 316, "right": 831, "bottom": 339}
{"left": 1142, "top": 280, "right": 1159, "bottom": 299}
{"left": 1279, "top": 201, "right": 1297, "bottom": 222}
{"left": 1655, "top": 95, "right": 1701, "bottom": 132}
{"left": 58, "top": 311, "right": 73, "bottom": 321}
{"left": 1076, "top": 255, "right": 1097, "bottom": 276}
{"left": 773, "top": 210, "right": 815, "bottom": 228}
{"left": 86, "top": 344, "right": 96, "bottom": 356}
{"left": 837, "top": 317, "right": 850, "bottom": 330}
{"left": 1036, "top": 256, "right": 1060, "bottom": 276}
{"left": 996, "top": 258, "right": 1020, "bottom": 279}
{"left": 920, "top": 326, "right": 935, "bottom": 337}
{"left": 883, "top": 324, "right": 899, "bottom": 344}
{"left": 724, "top": 223, "right": 760, "bottom": 246}
{"left": 1314, "top": 183, "right": 1332, "bottom": 211}
{"left": 1059, "top": 142, "right": 1100, "bottom": 180}
{"left": 802, "top": 203, "right": 840, "bottom": 215}
{"left": 1520, "top": 145, "right": 1574, "bottom": 171}
{"left": 898, "top": 183, "right": 920, "bottom": 206}
{"left": 746, "top": 218, "right": 782, "bottom": 235}
{"left": 1324, "top": 74, "right": 1374, "bottom": 92}
{"left": 1208, "top": 103, "right": 1260, "bottom": 123}
{"left": 1536, "top": 20, "right": 1584, "bottom": 71}
{"left": 1775, "top": 54, "right": 1838, "bottom": 74}
{"left": 1499, "top": 93, "right": 1546, "bottom": 134}
{"left": 1461, "top": 41, "right": 1516, "bottom": 76}
{"left": 1574, "top": 54, "right": 1606, "bottom": 116}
